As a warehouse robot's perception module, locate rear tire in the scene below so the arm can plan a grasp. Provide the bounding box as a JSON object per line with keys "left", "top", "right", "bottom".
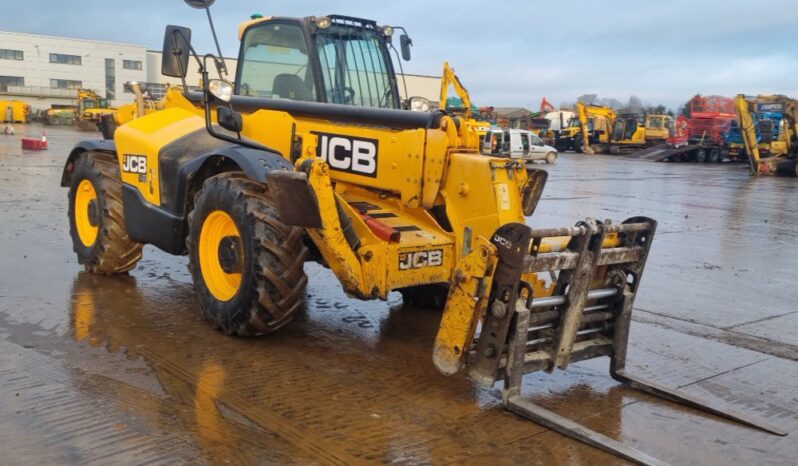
{"left": 187, "top": 172, "right": 308, "bottom": 336}
{"left": 708, "top": 147, "right": 721, "bottom": 163}
{"left": 67, "top": 151, "right": 143, "bottom": 274}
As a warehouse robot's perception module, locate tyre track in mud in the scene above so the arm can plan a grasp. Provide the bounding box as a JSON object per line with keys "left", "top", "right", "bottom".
{"left": 0, "top": 339, "right": 198, "bottom": 465}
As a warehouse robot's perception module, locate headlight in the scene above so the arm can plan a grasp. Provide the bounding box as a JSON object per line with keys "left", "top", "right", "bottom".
{"left": 316, "top": 16, "right": 331, "bottom": 29}
{"left": 381, "top": 25, "right": 394, "bottom": 37}
{"left": 208, "top": 79, "right": 233, "bottom": 103}
{"left": 409, "top": 96, "right": 431, "bottom": 112}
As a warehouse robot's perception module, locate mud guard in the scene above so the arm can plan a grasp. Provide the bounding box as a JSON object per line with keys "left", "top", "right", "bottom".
{"left": 60, "top": 139, "right": 117, "bottom": 187}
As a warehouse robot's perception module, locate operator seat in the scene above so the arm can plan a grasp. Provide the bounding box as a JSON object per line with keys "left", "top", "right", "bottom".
{"left": 273, "top": 74, "right": 313, "bottom": 101}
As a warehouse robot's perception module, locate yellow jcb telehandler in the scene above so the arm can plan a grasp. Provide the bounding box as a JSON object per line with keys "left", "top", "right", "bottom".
{"left": 60, "top": 2, "right": 786, "bottom": 463}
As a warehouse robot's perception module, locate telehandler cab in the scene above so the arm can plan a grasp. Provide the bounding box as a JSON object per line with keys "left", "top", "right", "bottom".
{"left": 60, "top": 1, "right": 786, "bottom": 463}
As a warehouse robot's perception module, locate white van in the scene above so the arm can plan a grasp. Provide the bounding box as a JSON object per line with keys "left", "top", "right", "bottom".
{"left": 482, "top": 128, "right": 558, "bottom": 164}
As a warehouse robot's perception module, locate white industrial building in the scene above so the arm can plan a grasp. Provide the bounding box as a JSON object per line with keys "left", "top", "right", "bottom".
{"left": 0, "top": 30, "right": 441, "bottom": 112}
{"left": 0, "top": 31, "right": 147, "bottom": 110}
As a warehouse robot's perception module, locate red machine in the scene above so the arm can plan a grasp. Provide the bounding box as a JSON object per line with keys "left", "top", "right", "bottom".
{"left": 666, "top": 115, "right": 690, "bottom": 147}
{"left": 631, "top": 96, "right": 736, "bottom": 163}
{"left": 539, "top": 97, "right": 556, "bottom": 113}
{"left": 688, "top": 96, "right": 735, "bottom": 146}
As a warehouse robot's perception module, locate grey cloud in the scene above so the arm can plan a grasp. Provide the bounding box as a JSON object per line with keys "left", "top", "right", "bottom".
{"left": 2, "top": 0, "right": 796, "bottom": 110}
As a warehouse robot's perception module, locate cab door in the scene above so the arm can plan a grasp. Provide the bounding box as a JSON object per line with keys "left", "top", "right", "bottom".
{"left": 509, "top": 131, "right": 524, "bottom": 158}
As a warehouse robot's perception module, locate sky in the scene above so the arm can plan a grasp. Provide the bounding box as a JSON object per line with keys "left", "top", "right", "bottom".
{"left": 2, "top": 0, "right": 797, "bottom": 112}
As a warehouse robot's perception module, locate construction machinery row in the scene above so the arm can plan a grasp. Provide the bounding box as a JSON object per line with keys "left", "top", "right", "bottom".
{"left": 542, "top": 94, "right": 798, "bottom": 176}
{"left": 60, "top": 1, "right": 787, "bottom": 464}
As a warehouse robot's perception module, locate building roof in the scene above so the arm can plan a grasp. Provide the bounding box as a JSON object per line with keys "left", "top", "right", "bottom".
{"left": 0, "top": 29, "right": 146, "bottom": 49}
{"left": 494, "top": 107, "right": 532, "bottom": 119}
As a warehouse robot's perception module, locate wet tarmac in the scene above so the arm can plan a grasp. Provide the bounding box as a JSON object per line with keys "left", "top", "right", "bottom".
{"left": 1, "top": 123, "right": 797, "bottom": 465}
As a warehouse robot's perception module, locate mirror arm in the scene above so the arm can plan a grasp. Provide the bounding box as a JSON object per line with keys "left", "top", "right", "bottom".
{"left": 388, "top": 44, "right": 407, "bottom": 109}
{"left": 203, "top": 3, "right": 228, "bottom": 77}
{"left": 198, "top": 68, "right": 274, "bottom": 153}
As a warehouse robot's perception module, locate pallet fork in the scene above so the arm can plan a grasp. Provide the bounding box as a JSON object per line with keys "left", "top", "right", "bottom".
{"left": 471, "top": 218, "right": 787, "bottom": 466}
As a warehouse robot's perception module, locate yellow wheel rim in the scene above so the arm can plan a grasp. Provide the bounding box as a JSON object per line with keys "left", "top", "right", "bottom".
{"left": 75, "top": 179, "right": 99, "bottom": 247}
{"left": 199, "top": 210, "right": 242, "bottom": 302}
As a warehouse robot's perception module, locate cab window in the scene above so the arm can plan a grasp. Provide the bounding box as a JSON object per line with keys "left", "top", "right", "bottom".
{"left": 315, "top": 26, "right": 395, "bottom": 108}
{"left": 238, "top": 22, "right": 316, "bottom": 101}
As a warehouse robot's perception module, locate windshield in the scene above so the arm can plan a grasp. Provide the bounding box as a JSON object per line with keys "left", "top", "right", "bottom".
{"left": 530, "top": 133, "right": 543, "bottom": 145}
{"left": 648, "top": 117, "right": 663, "bottom": 128}
{"left": 568, "top": 118, "right": 580, "bottom": 128}
{"left": 237, "top": 22, "right": 315, "bottom": 100}
{"left": 315, "top": 26, "right": 397, "bottom": 109}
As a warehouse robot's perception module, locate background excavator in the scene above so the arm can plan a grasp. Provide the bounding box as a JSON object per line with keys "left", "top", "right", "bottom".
{"left": 562, "top": 101, "right": 615, "bottom": 153}
{"left": 603, "top": 113, "right": 673, "bottom": 155}
{"left": 439, "top": 61, "right": 492, "bottom": 143}
{"left": 59, "top": 1, "right": 787, "bottom": 463}
{"left": 571, "top": 101, "right": 673, "bottom": 155}
{"left": 735, "top": 94, "right": 798, "bottom": 176}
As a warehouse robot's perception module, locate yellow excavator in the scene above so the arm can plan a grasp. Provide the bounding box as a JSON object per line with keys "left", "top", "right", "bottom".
{"left": 562, "top": 101, "right": 615, "bottom": 154}
{"left": 76, "top": 89, "right": 116, "bottom": 131}
{"left": 734, "top": 94, "right": 798, "bottom": 176}
{"left": 59, "top": 2, "right": 786, "bottom": 462}
{"left": 439, "top": 61, "right": 491, "bottom": 142}
{"left": 575, "top": 102, "right": 673, "bottom": 155}
{"left": 605, "top": 114, "right": 673, "bottom": 155}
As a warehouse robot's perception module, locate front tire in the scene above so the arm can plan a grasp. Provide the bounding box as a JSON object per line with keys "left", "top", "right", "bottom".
{"left": 187, "top": 172, "right": 308, "bottom": 336}
{"left": 67, "top": 151, "right": 143, "bottom": 273}
{"left": 574, "top": 134, "right": 584, "bottom": 153}
{"left": 545, "top": 152, "right": 557, "bottom": 164}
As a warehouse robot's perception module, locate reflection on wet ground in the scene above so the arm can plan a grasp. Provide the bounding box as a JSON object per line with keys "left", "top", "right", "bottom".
{"left": 1, "top": 124, "right": 797, "bottom": 465}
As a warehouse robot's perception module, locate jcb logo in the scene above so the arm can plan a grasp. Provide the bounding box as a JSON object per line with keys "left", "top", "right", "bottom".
{"left": 492, "top": 234, "right": 513, "bottom": 250}
{"left": 399, "top": 249, "right": 443, "bottom": 270}
{"left": 122, "top": 154, "right": 147, "bottom": 175}
{"left": 312, "top": 131, "right": 378, "bottom": 177}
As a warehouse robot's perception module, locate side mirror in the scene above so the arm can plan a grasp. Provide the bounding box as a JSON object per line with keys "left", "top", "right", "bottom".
{"left": 218, "top": 106, "right": 243, "bottom": 133}
{"left": 400, "top": 34, "right": 412, "bottom": 61}
{"left": 161, "top": 25, "right": 192, "bottom": 78}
